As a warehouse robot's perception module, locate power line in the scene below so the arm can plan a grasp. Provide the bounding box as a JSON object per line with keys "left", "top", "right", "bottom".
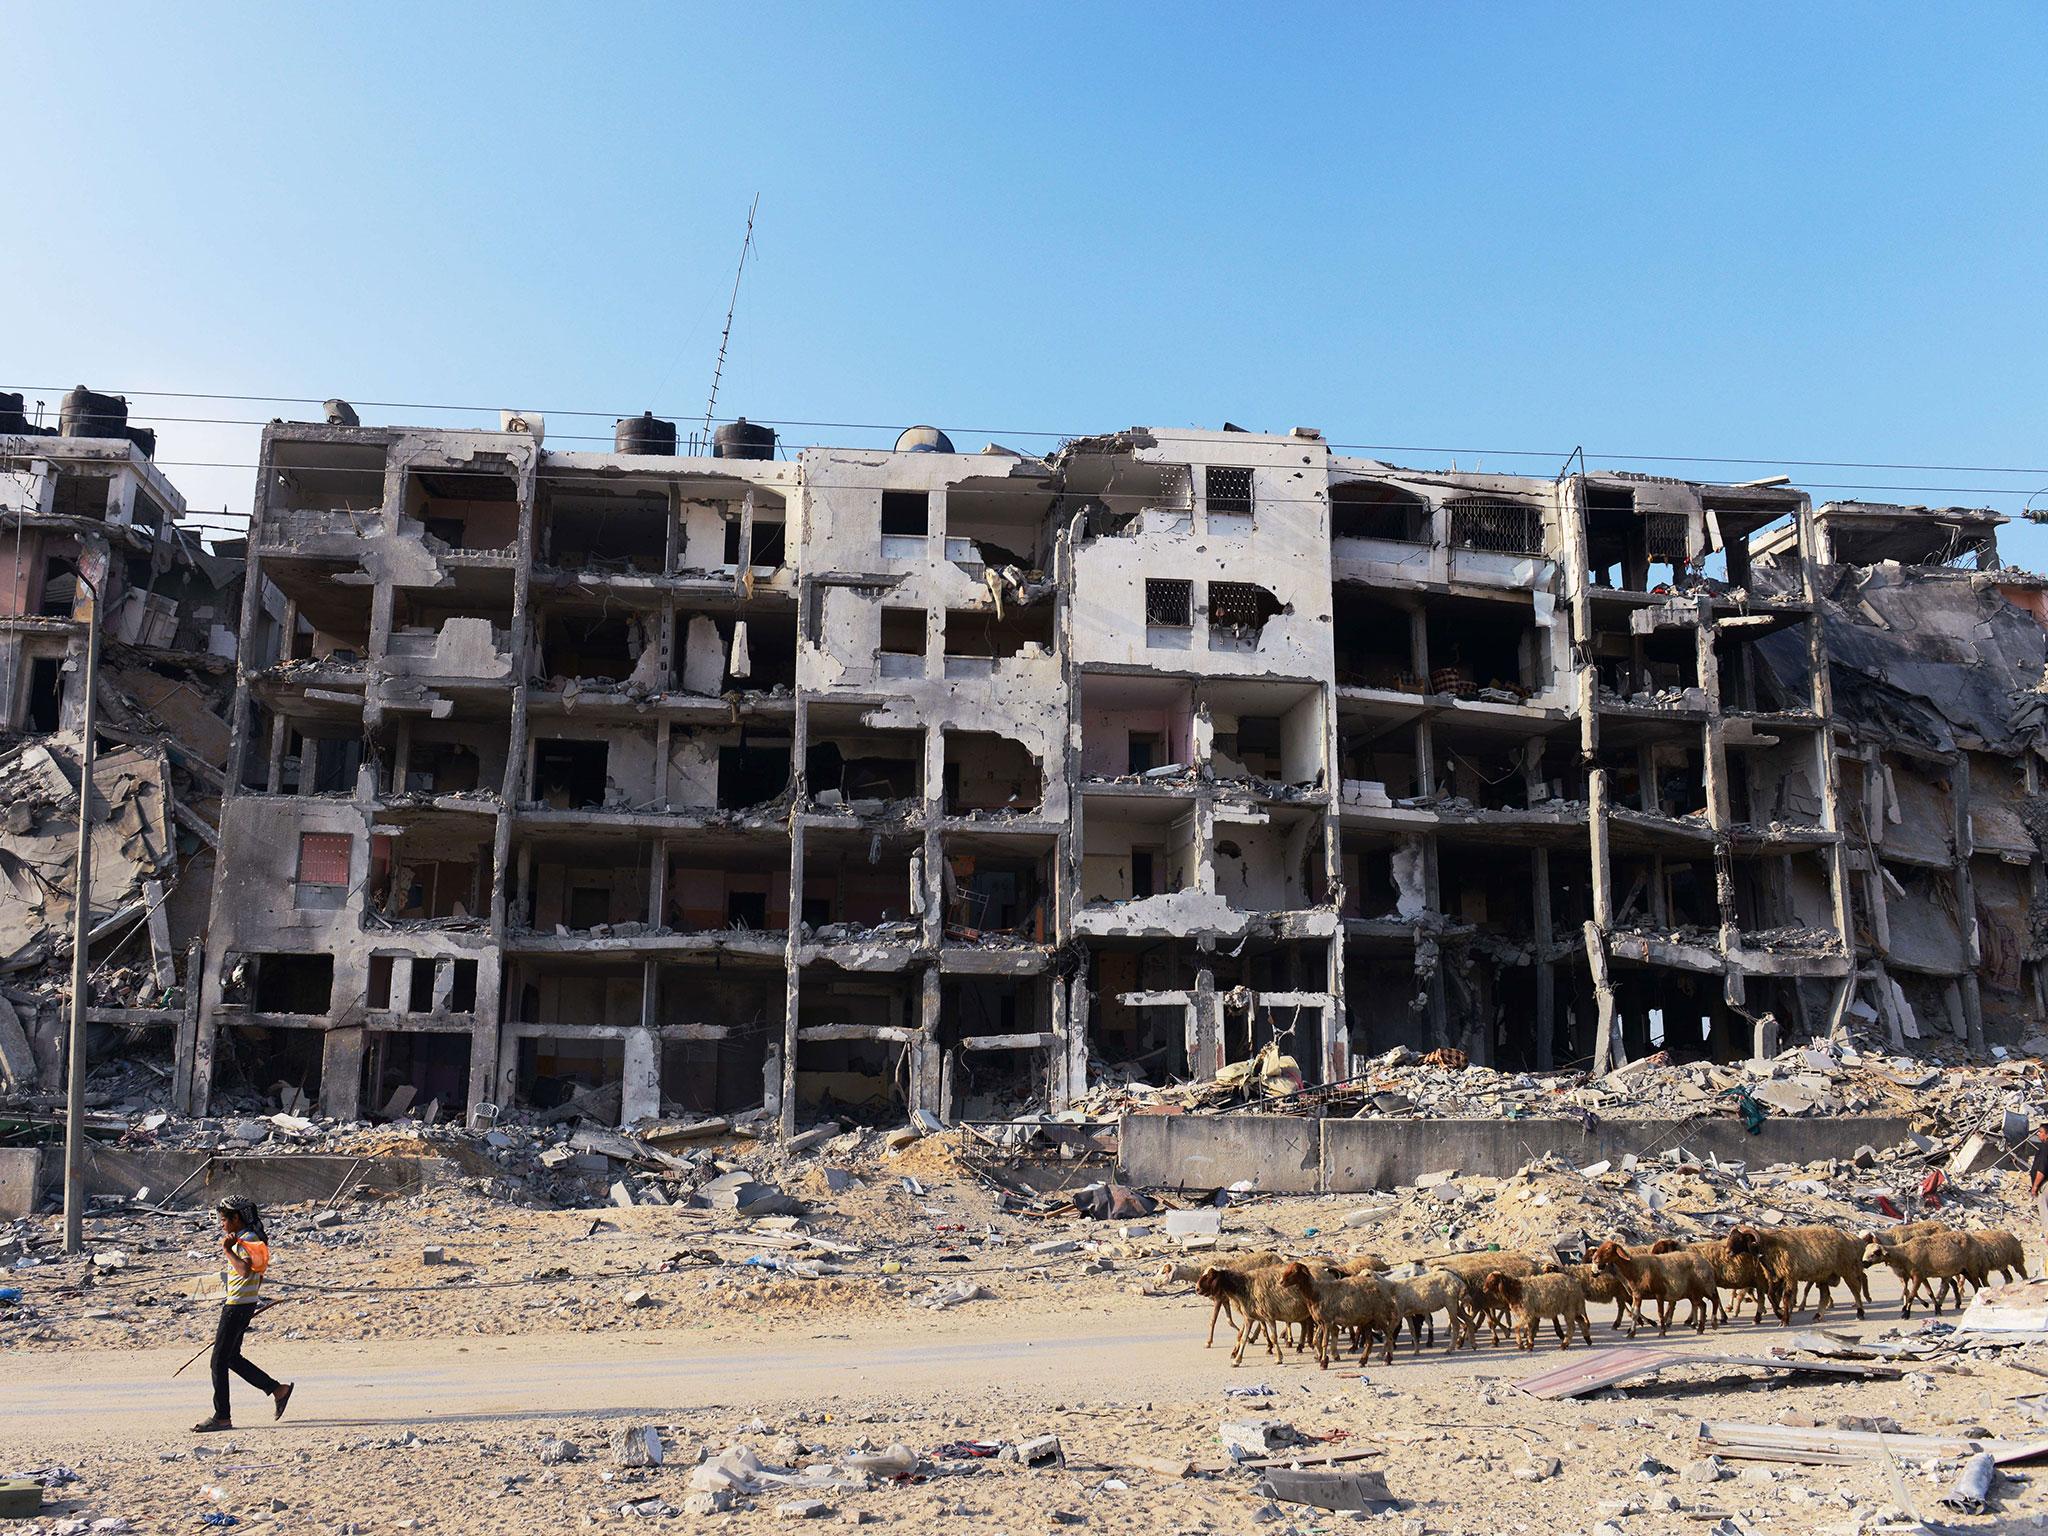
{"left": 111, "top": 459, "right": 2048, "bottom": 503}
{"left": 9, "top": 384, "right": 2048, "bottom": 480}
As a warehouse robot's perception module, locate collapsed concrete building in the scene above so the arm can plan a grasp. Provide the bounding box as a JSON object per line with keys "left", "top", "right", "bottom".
{"left": 0, "top": 389, "right": 242, "bottom": 1096}
{"left": 175, "top": 411, "right": 2048, "bottom": 1131}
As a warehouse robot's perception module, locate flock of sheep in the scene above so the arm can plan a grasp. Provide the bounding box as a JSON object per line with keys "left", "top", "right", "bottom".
{"left": 1171, "top": 1220, "right": 2031, "bottom": 1368}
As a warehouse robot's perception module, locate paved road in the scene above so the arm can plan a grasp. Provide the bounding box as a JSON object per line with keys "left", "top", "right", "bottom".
{"left": 6, "top": 1274, "right": 1917, "bottom": 1443}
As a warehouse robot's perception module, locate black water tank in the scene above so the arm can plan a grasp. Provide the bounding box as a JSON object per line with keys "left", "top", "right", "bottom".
{"left": 60, "top": 386, "right": 128, "bottom": 439}
{"left": 712, "top": 417, "right": 776, "bottom": 460}
{"left": 615, "top": 411, "right": 678, "bottom": 455}
{"left": 124, "top": 426, "right": 157, "bottom": 458}
{"left": 0, "top": 392, "right": 30, "bottom": 434}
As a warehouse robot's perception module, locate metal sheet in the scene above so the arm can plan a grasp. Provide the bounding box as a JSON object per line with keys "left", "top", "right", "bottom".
{"left": 1516, "top": 1346, "right": 1900, "bottom": 1401}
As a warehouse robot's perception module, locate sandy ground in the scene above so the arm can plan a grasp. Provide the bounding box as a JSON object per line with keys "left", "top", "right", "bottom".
{"left": 8, "top": 1134, "right": 2048, "bottom": 1533}
{"left": 10, "top": 1258, "right": 2048, "bottom": 1536}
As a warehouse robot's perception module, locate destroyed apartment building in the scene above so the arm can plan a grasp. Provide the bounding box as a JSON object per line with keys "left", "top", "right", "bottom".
{"left": 88, "top": 406, "right": 2044, "bottom": 1135}
{"left": 0, "top": 388, "right": 243, "bottom": 1099}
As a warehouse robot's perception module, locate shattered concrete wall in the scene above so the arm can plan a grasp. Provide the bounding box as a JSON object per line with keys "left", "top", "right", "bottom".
{"left": 166, "top": 415, "right": 2048, "bottom": 1137}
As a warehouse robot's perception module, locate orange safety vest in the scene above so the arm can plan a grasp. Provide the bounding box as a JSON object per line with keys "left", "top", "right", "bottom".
{"left": 223, "top": 1237, "right": 270, "bottom": 1304}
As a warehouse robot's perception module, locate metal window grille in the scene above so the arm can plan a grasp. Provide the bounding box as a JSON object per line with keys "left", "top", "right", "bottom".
{"left": 1447, "top": 497, "right": 1542, "bottom": 556}
{"left": 1205, "top": 465, "right": 1253, "bottom": 516}
{"left": 1209, "top": 581, "right": 1276, "bottom": 631}
{"left": 1645, "top": 511, "right": 1691, "bottom": 561}
{"left": 1145, "top": 578, "right": 1192, "bottom": 627}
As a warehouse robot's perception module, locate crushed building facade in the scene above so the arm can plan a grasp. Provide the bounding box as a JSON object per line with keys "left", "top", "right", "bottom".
{"left": 0, "top": 390, "right": 242, "bottom": 1098}
{"left": 178, "top": 412, "right": 2048, "bottom": 1130}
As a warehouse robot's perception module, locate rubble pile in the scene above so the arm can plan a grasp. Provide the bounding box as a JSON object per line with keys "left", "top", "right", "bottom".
{"left": 1073, "top": 1033, "right": 2048, "bottom": 1139}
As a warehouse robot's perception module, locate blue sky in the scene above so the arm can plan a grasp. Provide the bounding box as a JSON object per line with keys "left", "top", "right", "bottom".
{"left": 7, "top": 4, "right": 2047, "bottom": 561}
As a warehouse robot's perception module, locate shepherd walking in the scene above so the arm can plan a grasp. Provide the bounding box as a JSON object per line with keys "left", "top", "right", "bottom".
{"left": 192, "top": 1196, "right": 293, "bottom": 1432}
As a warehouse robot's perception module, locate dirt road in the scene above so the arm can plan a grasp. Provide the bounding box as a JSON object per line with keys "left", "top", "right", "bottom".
{"left": 15, "top": 1270, "right": 2033, "bottom": 1536}
{"left": 9, "top": 1273, "right": 1919, "bottom": 1440}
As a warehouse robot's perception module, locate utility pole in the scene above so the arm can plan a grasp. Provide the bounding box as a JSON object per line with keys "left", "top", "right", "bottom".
{"left": 62, "top": 557, "right": 102, "bottom": 1255}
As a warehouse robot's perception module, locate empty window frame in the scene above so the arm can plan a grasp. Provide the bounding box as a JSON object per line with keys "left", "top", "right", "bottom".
{"left": 881, "top": 491, "right": 929, "bottom": 536}
{"left": 295, "top": 832, "right": 353, "bottom": 909}
{"left": 1205, "top": 465, "right": 1253, "bottom": 517}
{"left": 1145, "top": 579, "right": 1192, "bottom": 628}
{"left": 1447, "top": 497, "right": 1543, "bottom": 556}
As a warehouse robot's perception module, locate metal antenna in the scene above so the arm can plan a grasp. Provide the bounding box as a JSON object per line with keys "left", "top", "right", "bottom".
{"left": 703, "top": 193, "right": 760, "bottom": 447}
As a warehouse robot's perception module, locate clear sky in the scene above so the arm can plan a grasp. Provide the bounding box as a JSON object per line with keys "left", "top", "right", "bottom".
{"left": 7, "top": 4, "right": 2047, "bottom": 562}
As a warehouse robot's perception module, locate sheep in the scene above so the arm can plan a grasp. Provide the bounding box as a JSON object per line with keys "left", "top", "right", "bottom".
{"left": 1164, "top": 1251, "right": 1285, "bottom": 1348}
{"left": 1429, "top": 1250, "right": 1539, "bottom": 1348}
{"left": 1198, "top": 1262, "right": 1317, "bottom": 1365}
{"left": 1385, "top": 1268, "right": 1470, "bottom": 1353}
{"left": 1591, "top": 1238, "right": 1721, "bottom": 1336}
{"left": 1277, "top": 1261, "right": 1401, "bottom": 1368}
{"left": 1567, "top": 1262, "right": 1638, "bottom": 1332}
{"left": 1862, "top": 1230, "right": 1977, "bottom": 1317}
{"left": 1482, "top": 1270, "right": 1591, "bottom": 1351}
{"left": 1727, "top": 1225, "right": 1869, "bottom": 1323}
{"left": 1337, "top": 1252, "right": 1392, "bottom": 1276}
{"left": 1658, "top": 1235, "right": 1772, "bottom": 1325}
{"left": 1964, "top": 1229, "right": 2027, "bottom": 1286}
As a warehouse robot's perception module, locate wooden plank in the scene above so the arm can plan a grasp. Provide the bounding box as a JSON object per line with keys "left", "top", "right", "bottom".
{"left": 1236, "top": 1445, "right": 1383, "bottom": 1472}
{"left": 1701, "top": 1421, "right": 2048, "bottom": 1467}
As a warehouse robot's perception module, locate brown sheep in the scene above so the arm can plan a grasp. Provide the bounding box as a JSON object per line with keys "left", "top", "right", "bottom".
{"left": 1482, "top": 1270, "right": 1592, "bottom": 1351}
{"left": 1277, "top": 1261, "right": 1401, "bottom": 1368}
{"left": 1386, "top": 1268, "right": 1469, "bottom": 1352}
{"left": 1965, "top": 1229, "right": 2027, "bottom": 1286}
{"left": 1591, "top": 1239, "right": 1721, "bottom": 1336}
{"left": 1568, "top": 1261, "right": 1638, "bottom": 1332}
{"left": 1198, "top": 1262, "right": 1316, "bottom": 1365}
{"left": 1429, "top": 1250, "right": 1539, "bottom": 1348}
{"left": 1171, "top": 1251, "right": 1285, "bottom": 1347}
{"left": 1337, "top": 1252, "right": 1393, "bottom": 1276}
{"left": 1661, "top": 1235, "right": 1772, "bottom": 1324}
{"left": 1728, "top": 1225, "right": 1869, "bottom": 1323}
{"left": 1863, "top": 1230, "right": 1976, "bottom": 1317}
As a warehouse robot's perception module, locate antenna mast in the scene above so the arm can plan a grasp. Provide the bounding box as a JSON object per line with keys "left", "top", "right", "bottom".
{"left": 703, "top": 193, "right": 760, "bottom": 447}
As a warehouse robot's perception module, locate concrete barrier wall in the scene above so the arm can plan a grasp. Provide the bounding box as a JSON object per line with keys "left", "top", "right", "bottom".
{"left": 1119, "top": 1114, "right": 1322, "bottom": 1193}
{"left": 1122, "top": 1112, "right": 1919, "bottom": 1194}
{"left": 5, "top": 1146, "right": 446, "bottom": 1217}
{"left": 0, "top": 1148, "right": 36, "bottom": 1220}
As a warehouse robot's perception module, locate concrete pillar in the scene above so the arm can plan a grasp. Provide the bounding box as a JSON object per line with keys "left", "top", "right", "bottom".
{"left": 320, "top": 1027, "right": 366, "bottom": 1120}
{"left": 621, "top": 1026, "right": 660, "bottom": 1126}
{"left": 1191, "top": 968, "right": 1220, "bottom": 1078}
{"left": 911, "top": 966, "right": 943, "bottom": 1118}
{"left": 1064, "top": 971, "right": 1090, "bottom": 1108}
{"left": 1751, "top": 1013, "right": 1781, "bottom": 1062}
{"left": 1531, "top": 846, "right": 1555, "bottom": 1070}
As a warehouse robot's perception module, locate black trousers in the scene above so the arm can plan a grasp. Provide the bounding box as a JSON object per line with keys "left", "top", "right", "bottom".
{"left": 212, "top": 1303, "right": 280, "bottom": 1419}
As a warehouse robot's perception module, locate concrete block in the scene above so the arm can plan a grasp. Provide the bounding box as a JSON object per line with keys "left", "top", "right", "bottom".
{"left": 1120, "top": 1113, "right": 1320, "bottom": 1195}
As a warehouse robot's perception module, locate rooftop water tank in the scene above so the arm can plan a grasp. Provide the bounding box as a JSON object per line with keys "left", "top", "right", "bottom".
{"left": 324, "top": 399, "right": 360, "bottom": 427}
{"left": 615, "top": 411, "right": 678, "bottom": 455}
{"left": 894, "top": 425, "right": 955, "bottom": 454}
{"left": 60, "top": 386, "right": 128, "bottom": 439}
{"left": 712, "top": 417, "right": 776, "bottom": 460}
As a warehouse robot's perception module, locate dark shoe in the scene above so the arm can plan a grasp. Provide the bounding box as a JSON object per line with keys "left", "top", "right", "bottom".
{"left": 192, "top": 1417, "right": 233, "bottom": 1433}
{"left": 274, "top": 1383, "right": 294, "bottom": 1420}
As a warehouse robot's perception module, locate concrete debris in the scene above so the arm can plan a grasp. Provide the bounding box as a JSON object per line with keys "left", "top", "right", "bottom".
{"left": 609, "top": 1425, "right": 663, "bottom": 1468}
